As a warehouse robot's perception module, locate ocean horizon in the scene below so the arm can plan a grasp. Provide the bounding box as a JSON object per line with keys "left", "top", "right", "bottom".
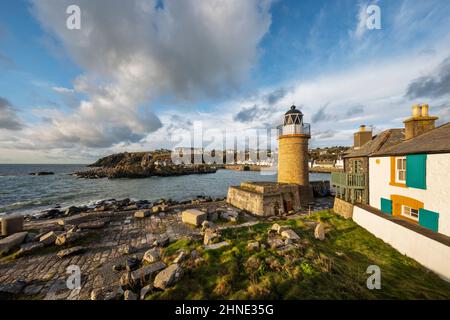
{"left": 0, "top": 164, "right": 330, "bottom": 217}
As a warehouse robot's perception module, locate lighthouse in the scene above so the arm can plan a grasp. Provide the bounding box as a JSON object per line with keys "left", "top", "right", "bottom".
{"left": 278, "top": 105, "right": 310, "bottom": 184}
{"left": 226, "top": 104, "right": 314, "bottom": 216}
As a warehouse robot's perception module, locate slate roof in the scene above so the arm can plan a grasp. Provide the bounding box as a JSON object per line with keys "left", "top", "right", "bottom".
{"left": 371, "top": 122, "right": 450, "bottom": 156}
{"left": 343, "top": 129, "right": 405, "bottom": 158}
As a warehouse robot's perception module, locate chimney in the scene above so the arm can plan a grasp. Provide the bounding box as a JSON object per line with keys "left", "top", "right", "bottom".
{"left": 354, "top": 125, "right": 372, "bottom": 149}
{"left": 404, "top": 103, "right": 438, "bottom": 140}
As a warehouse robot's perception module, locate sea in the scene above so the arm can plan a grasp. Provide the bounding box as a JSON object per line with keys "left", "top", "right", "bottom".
{"left": 0, "top": 164, "right": 330, "bottom": 217}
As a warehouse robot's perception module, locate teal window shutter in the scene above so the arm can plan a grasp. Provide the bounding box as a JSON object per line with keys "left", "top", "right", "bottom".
{"left": 380, "top": 198, "right": 392, "bottom": 215}
{"left": 419, "top": 208, "right": 439, "bottom": 232}
{"left": 406, "top": 154, "right": 427, "bottom": 189}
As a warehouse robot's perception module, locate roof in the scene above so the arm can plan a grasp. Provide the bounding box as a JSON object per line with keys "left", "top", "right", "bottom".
{"left": 285, "top": 105, "right": 303, "bottom": 115}
{"left": 343, "top": 129, "right": 405, "bottom": 158}
{"left": 371, "top": 122, "right": 450, "bottom": 156}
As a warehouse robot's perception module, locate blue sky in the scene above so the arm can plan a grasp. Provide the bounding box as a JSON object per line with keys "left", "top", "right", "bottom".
{"left": 0, "top": 0, "right": 449, "bottom": 163}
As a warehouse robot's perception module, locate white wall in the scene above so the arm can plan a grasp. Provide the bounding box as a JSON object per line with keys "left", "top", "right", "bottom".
{"left": 369, "top": 153, "right": 450, "bottom": 236}
{"left": 353, "top": 206, "right": 450, "bottom": 282}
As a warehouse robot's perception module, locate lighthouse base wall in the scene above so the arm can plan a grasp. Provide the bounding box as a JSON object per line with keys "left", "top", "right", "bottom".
{"left": 226, "top": 182, "right": 312, "bottom": 217}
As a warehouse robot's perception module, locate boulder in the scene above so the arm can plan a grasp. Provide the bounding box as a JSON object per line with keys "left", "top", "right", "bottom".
{"left": 124, "top": 204, "right": 139, "bottom": 211}
{"left": 204, "top": 241, "right": 230, "bottom": 251}
{"left": 120, "top": 272, "right": 132, "bottom": 287}
{"left": 17, "top": 242, "right": 44, "bottom": 256}
{"left": 143, "top": 248, "right": 160, "bottom": 264}
{"left": 90, "top": 286, "right": 124, "bottom": 300}
{"left": 130, "top": 261, "right": 167, "bottom": 285}
{"left": 1, "top": 215, "right": 24, "bottom": 236}
{"left": 247, "top": 241, "right": 260, "bottom": 251}
{"left": 55, "top": 231, "right": 82, "bottom": 246}
{"left": 173, "top": 251, "right": 186, "bottom": 264}
{"left": 64, "top": 206, "right": 82, "bottom": 216}
{"left": 153, "top": 264, "right": 183, "bottom": 290}
{"left": 203, "top": 228, "right": 219, "bottom": 245}
{"left": 0, "top": 231, "right": 28, "bottom": 253}
{"left": 201, "top": 220, "right": 212, "bottom": 231}
{"left": 134, "top": 210, "right": 151, "bottom": 218}
{"left": 270, "top": 223, "right": 281, "bottom": 233}
{"left": 280, "top": 229, "right": 300, "bottom": 241}
{"left": 0, "top": 280, "right": 27, "bottom": 296}
{"left": 153, "top": 236, "right": 170, "bottom": 247}
{"left": 151, "top": 206, "right": 161, "bottom": 214}
{"left": 314, "top": 223, "right": 325, "bottom": 241}
{"left": 182, "top": 209, "right": 207, "bottom": 227}
{"left": 140, "top": 284, "right": 153, "bottom": 300}
{"left": 267, "top": 238, "right": 284, "bottom": 249}
{"left": 124, "top": 290, "right": 137, "bottom": 300}
{"left": 39, "top": 231, "right": 57, "bottom": 245}
{"left": 126, "top": 256, "right": 139, "bottom": 271}
{"left": 56, "top": 246, "right": 84, "bottom": 258}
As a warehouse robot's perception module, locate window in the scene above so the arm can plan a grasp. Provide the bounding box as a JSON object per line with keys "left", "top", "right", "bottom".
{"left": 402, "top": 205, "right": 419, "bottom": 221}
{"left": 396, "top": 157, "right": 406, "bottom": 183}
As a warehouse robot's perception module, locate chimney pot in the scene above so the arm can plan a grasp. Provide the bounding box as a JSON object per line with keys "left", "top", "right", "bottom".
{"left": 412, "top": 104, "right": 421, "bottom": 117}
{"left": 421, "top": 103, "right": 429, "bottom": 117}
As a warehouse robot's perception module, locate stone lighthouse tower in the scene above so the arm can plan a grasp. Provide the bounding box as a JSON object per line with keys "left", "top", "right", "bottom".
{"left": 226, "top": 104, "right": 313, "bottom": 216}
{"left": 277, "top": 105, "right": 313, "bottom": 202}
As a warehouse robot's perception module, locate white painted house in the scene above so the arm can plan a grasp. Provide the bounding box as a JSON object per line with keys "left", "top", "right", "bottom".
{"left": 336, "top": 104, "right": 450, "bottom": 281}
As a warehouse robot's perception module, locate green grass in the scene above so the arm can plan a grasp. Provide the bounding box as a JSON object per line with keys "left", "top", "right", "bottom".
{"left": 146, "top": 210, "right": 450, "bottom": 300}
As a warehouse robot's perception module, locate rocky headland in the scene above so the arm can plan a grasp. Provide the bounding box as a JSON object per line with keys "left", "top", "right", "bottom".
{"left": 74, "top": 150, "right": 217, "bottom": 179}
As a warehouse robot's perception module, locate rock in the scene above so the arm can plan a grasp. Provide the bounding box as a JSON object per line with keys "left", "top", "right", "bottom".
{"left": 280, "top": 229, "right": 300, "bottom": 241}
{"left": 91, "top": 286, "right": 124, "bottom": 300}
{"left": 124, "top": 204, "right": 139, "bottom": 211}
{"left": 55, "top": 231, "right": 82, "bottom": 246}
{"left": 277, "top": 225, "right": 290, "bottom": 234}
{"left": 204, "top": 241, "right": 230, "bottom": 251}
{"left": 159, "top": 204, "right": 169, "bottom": 212}
{"left": 94, "top": 205, "right": 107, "bottom": 212}
{"left": 1, "top": 215, "right": 24, "bottom": 236}
{"left": 126, "top": 256, "right": 139, "bottom": 271}
{"left": 140, "top": 284, "right": 153, "bottom": 300}
{"left": 123, "top": 245, "right": 137, "bottom": 255}
{"left": 57, "top": 246, "right": 84, "bottom": 258}
{"left": 207, "top": 211, "right": 218, "bottom": 221}
{"left": 267, "top": 238, "right": 284, "bottom": 249}
{"left": 0, "top": 280, "right": 27, "bottom": 296}
{"left": 0, "top": 231, "right": 28, "bottom": 254}
{"left": 182, "top": 209, "right": 207, "bottom": 227}
{"left": 284, "top": 238, "right": 293, "bottom": 245}
{"left": 270, "top": 223, "right": 281, "bottom": 233}
{"left": 130, "top": 261, "right": 167, "bottom": 285}
{"left": 64, "top": 206, "right": 82, "bottom": 216}
{"left": 120, "top": 272, "right": 132, "bottom": 287}
{"left": 247, "top": 241, "right": 260, "bottom": 251}
{"left": 173, "top": 251, "right": 186, "bottom": 264}
{"left": 314, "top": 223, "right": 325, "bottom": 241}
{"left": 78, "top": 219, "right": 107, "bottom": 229}
{"left": 153, "top": 264, "right": 183, "bottom": 290}
{"left": 124, "top": 290, "right": 137, "bottom": 300}
{"left": 39, "top": 231, "right": 57, "bottom": 245}
{"left": 151, "top": 206, "right": 161, "bottom": 213}
{"left": 153, "top": 236, "right": 169, "bottom": 247}
{"left": 201, "top": 220, "right": 211, "bottom": 231}
{"left": 143, "top": 248, "right": 160, "bottom": 264}
{"left": 190, "top": 250, "right": 200, "bottom": 259}
{"left": 134, "top": 210, "right": 151, "bottom": 218}
{"left": 112, "top": 264, "right": 125, "bottom": 272}
{"left": 203, "top": 228, "right": 220, "bottom": 245}
{"left": 17, "top": 242, "right": 44, "bottom": 256}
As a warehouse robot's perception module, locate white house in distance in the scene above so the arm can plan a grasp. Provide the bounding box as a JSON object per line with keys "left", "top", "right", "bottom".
{"left": 334, "top": 104, "right": 450, "bottom": 281}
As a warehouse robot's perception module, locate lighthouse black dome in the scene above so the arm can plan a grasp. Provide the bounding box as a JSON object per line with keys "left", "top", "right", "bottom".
{"left": 285, "top": 105, "right": 303, "bottom": 115}
{"left": 284, "top": 105, "right": 303, "bottom": 125}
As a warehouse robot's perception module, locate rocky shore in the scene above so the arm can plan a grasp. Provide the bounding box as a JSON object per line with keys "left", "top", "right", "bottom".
{"left": 0, "top": 195, "right": 334, "bottom": 300}
{"left": 73, "top": 150, "right": 217, "bottom": 179}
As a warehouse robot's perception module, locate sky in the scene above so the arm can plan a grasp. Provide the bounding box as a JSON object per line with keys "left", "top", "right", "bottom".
{"left": 0, "top": 0, "right": 449, "bottom": 164}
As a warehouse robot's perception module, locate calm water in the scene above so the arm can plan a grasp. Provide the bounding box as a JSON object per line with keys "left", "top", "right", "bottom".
{"left": 0, "top": 164, "right": 330, "bottom": 216}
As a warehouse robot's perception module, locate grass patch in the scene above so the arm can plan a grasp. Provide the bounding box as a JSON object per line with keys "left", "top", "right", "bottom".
{"left": 147, "top": 210, "right": 450, "bottom": 300}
